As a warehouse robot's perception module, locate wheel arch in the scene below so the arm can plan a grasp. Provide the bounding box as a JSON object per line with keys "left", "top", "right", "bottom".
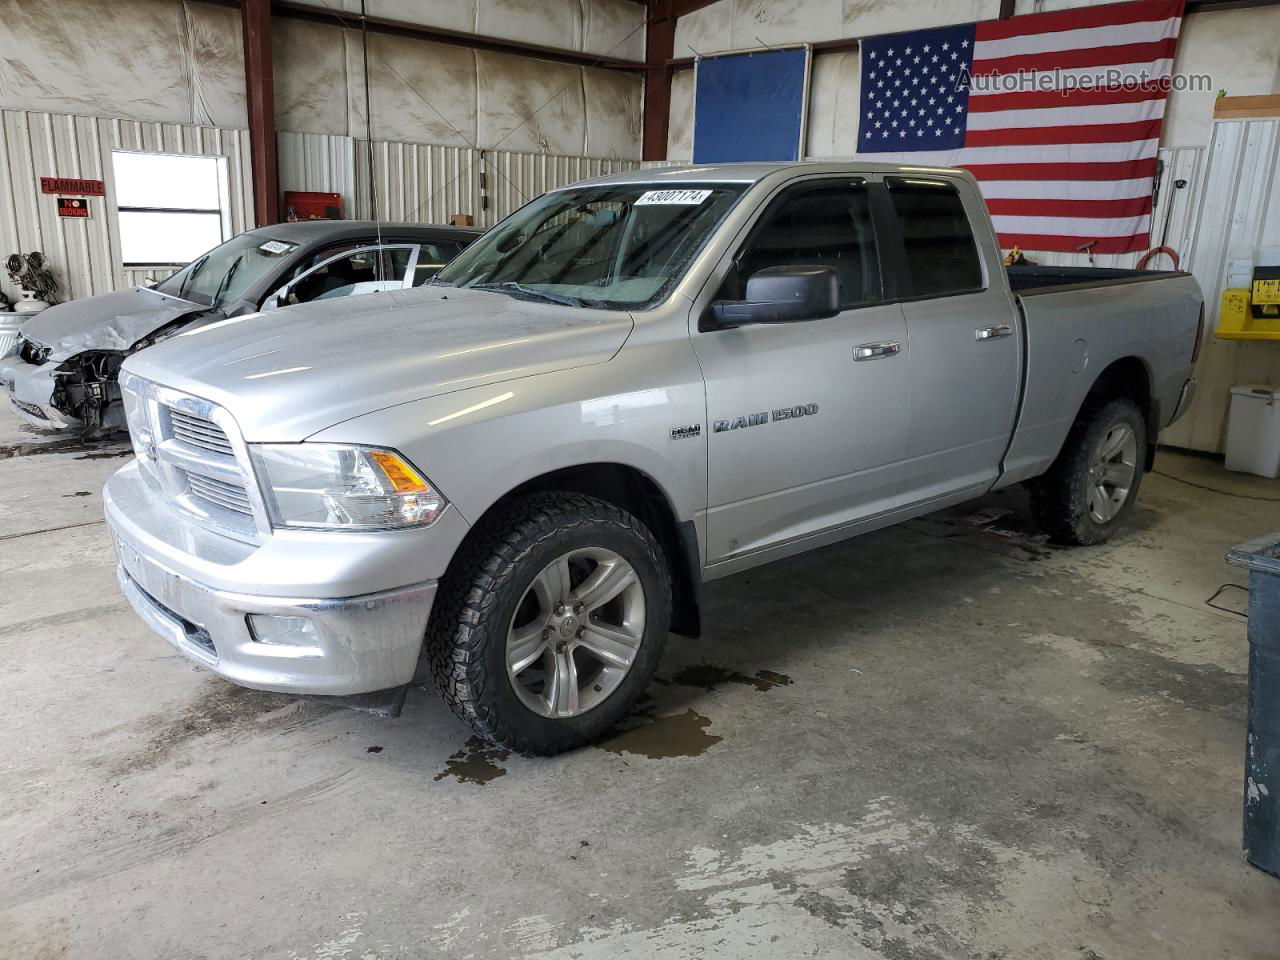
{"left": 1078, "top": 355, "right": 1158, "bottom": 470}
{"left": 439, "top": 462, "right": 702, "bottom": 639}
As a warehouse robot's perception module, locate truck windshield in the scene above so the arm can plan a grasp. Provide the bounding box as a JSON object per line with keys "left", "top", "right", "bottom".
{"left": 153, "top": 233, "right": 300, "bottom": 308}
{"left": 433, "top": 183, "right": 747, "bottom": 309}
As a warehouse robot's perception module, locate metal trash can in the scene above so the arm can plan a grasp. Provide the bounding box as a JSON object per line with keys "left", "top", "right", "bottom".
{"left": 1228, "top": 533, "right": 1280, "bottom": 878}
{"left": 0, "top": 311, "right": 22, "bottom": 359}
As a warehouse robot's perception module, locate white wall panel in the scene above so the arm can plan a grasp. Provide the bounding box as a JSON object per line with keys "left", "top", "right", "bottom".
{"left": 346, "top": 137, "right": 639, "bottom": 228}
{"left": 299, "top": 0, "right": 646, "bottom": 61}
{"left": 0, "top": 1, "right": 245, "bottom": 127}
{"left": 278, "top": 131, "right": 358, "bottom": 216}
{"left": 0, "top": 109, "right": 252, "bottom": 304}
{"left": 667, "top": 69, "right": 696, "bottom": 162}
{"left": 1163, "top": 120, "right": 1280, "bottom": 453}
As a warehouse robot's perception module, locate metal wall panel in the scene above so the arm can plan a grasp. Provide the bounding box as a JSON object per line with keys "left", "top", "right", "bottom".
{"left": 1162, "top": 119, "right": 1280, "bottom": 453}
{"left": 0, "top": 108, "right": 253, "bottom": 304}
{"left": 278, "top": 131, "right": 358, "bottom": 217}
{"left": 345, "top": 137, "right": 639, "bottom": 228}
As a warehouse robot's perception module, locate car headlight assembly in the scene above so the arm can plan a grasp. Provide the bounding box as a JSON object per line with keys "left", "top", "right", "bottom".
{"left": 249, "top": 444, "right": 448, "bottom": 531}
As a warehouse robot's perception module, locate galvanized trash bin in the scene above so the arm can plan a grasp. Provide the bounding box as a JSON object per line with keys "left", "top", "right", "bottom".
{"left": 1228, "top": 533, "right": 1280, "bottom": 878}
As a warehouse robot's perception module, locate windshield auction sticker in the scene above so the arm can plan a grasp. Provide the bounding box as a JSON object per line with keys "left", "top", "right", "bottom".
{"left": 259, "top": 240, "right": 297, "bottom": 255}
{"left": 635, "top": 189, "right": 712, "bottom": 206}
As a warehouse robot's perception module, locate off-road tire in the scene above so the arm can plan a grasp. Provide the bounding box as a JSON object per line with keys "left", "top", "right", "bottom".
{"left": 1029, "top": 397, "right": 1147, "bottom": 546}
{"left": 426, "top": 492, "right": 671, "bottom": 755}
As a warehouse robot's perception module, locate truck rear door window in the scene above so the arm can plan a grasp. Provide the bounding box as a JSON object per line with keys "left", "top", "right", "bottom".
{"left": 887, "top": 179, "right": 983, "bottom": 298}
{"left": 728, "top": 183, "right": 881, "bottom": 308}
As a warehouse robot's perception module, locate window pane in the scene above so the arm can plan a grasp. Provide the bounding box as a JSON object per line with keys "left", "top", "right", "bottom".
{"left": 412, "top": 242, "right": 464, "bottom": 285}
{"left": 288, "top": 247, "right": 412, "bottom": 304}
{"left": 735, "top": 185, "right": 881, "bottom": 307}
{"left": 888, "top": 182, "right": 982, "bottom": 297}
{"left": 119, "top": 211, "right": 224, "bottom": 265}
{"left": 113, "top": 152, "right": 222, "bottom": 210}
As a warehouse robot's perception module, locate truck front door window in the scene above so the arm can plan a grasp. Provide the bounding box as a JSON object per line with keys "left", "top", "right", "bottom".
{"left": 727, "top": 184, "right": 881, "bottom": 308}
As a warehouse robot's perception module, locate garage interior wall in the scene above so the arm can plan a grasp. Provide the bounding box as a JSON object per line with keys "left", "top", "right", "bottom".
{"left": 665, "top": 0, "right": 1280, "bottom": 454}
{"left": 0, "top": 0, "right": 643, "bottom": 295}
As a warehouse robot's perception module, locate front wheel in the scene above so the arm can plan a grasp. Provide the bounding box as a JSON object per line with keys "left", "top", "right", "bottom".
{"left": 1029, "top": 397, "right": 1147, "bottom": 546}
{"left": 427, "top": 492, "right": 671, "bottom": 755}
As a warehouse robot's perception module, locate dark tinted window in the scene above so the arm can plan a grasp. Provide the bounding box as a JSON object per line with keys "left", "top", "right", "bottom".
{"left": 888, "top": 180, "right": 983, "bottom": 297}
{"left": 412, "top": 241, "right": 466, "bottom": 286}
{"left": 728, "top": 184, "right": 881, "bottom": 308}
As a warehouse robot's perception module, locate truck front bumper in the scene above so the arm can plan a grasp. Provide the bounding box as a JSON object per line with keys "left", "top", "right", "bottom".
{"left": 1, "top": 355, "right": 78, "bottom": 429}
{"left": 105, "top": 459, "right": 458, "bottom": 695}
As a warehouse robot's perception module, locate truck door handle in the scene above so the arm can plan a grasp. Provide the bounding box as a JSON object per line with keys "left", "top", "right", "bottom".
{"left": 975, "top": 324, "right": 1013, "bottom": 341}
{"left": 853, "top": 341, "right": 902, "bottom": 361}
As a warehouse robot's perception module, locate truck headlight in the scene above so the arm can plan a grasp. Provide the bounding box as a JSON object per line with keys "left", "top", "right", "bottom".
{"left": 249, "top": 444, "right": 448, "bottom": 530}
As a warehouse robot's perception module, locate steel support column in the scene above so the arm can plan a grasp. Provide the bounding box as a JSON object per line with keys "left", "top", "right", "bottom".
{"left": 242, "top": 0, "right": 280, "bottom": 226}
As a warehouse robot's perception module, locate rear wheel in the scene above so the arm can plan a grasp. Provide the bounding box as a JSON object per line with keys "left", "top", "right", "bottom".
{"left": 1030, "top": 397, "right": 1147, "bottom": 545}
{"left": 427, "top": 492, "right": 670, "bottom": 755}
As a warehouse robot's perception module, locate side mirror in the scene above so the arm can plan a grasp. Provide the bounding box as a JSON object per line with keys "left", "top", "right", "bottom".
{"left": 710, "top": 265, "right": 840, "bottom": 328}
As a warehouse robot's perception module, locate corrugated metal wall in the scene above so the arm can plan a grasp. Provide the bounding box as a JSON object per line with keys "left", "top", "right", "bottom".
{"left": 279, "top": 131, "right": 640, "bottom": 228}
{"left": 1162, "top": 119, "right": 1280, "bottom": 453}
{"left": 0, "top": 108, "right": 253, "bottom": 303}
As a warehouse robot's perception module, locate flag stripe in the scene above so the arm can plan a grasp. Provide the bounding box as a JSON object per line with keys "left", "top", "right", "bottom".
{"left": 965, "top": 118, "right": 1162, "bottom": 147}
{"left": 992, "top": 212, "right": 1151, "bottom": 237}
{"left": 966, "top": 98, "right": 1165, "bottom": 131}
{"left": 985, "top": 196, "right": 1153, "bottom": 218}
{"left": 995, "top": 232, "right": 1152, "bottom": 254}
{"left": 976, "top": 0, "right": 1184, "bottom": 41}
{"left": 962, "top": 158, "right": 1158, "bottom": 181}
{"left": 978, "top": 176, "right": 1154, "bottom": 199}
{"left": 972, "top": 15, "right": 1180, "bottom": 59}
{"left": 970, "top": 37, "right": 1177, "bottom": 75}
{"left": 966, "top": 84, "right": 1165, "bottom": 113}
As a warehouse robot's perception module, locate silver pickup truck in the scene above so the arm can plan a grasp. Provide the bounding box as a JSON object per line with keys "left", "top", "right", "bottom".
{"left": 105, "top": 162, "right": 1203, "bottom": 754}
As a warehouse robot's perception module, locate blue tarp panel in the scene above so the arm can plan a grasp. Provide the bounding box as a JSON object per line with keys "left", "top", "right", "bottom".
{"left": 693, "top": 48, "right": 809, "bottom": 164}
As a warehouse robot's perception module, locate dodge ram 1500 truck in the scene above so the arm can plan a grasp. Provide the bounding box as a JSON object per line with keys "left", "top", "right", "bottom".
{"left": 104, "top": 162, "right": 1203, "bottom": 754}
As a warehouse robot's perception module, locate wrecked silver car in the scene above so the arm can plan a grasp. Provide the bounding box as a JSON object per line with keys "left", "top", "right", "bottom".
{"left": 1, "top": 220, "right": 479, "bottom": 434}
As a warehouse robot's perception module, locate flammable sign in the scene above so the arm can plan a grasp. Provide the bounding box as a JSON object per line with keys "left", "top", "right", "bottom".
{"left": 56, "top": 197, "right": 91, "bottom": 219}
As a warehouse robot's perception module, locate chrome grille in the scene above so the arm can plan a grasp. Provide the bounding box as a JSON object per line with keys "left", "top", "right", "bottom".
{"left": 169, "top": 409, "right": 235, "bottom": 457}
{"left": 184, "top": 471, "right": 253, "bottom": 516}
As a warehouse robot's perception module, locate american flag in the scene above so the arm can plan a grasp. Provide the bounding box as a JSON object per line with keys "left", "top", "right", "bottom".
{"left": 857, "top": 0, "right": 1185, "bottom": 255}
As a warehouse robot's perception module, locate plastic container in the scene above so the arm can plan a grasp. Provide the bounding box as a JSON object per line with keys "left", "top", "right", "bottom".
{"left": 1227, "top": 534, "right": 1280, "bottom": 878}
{"left": 1225, "top": 385, "right": 1280, "bottom": 479}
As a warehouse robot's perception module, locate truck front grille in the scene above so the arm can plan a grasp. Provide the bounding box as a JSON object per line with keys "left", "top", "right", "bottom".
{"left": 121, "top": 371, "right": 265, "bottom": 542}
{"left": 184, "top": 471, "right": 254, "bottom": 516}
{"left": 169, "top": 409, "right": 236, "bottom": 457}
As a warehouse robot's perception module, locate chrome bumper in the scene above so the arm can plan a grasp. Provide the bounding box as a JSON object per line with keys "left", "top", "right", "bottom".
{"left": 114, "top": 544, "right": 435, "bottom": 694}
{"left": 105, "top": 460, "right": 461, "bottom": 695}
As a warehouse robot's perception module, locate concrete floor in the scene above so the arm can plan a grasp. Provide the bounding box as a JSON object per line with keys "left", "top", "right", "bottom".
{"left": 3, "top": 405, "right": 1280, "bottom": 960}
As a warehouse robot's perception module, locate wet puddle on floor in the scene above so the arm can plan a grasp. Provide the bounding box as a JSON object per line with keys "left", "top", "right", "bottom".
{"left": 667, "top": 663, "right": 794, "bottom": 692}
{"left": 433, "top": 736, "right": 511, "bottom": 784}
{"left": 599, "top": 708, "right": 723, "bottom": 759}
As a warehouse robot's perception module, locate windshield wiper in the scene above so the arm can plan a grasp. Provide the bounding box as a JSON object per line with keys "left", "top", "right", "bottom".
{"left": 470, "top": 282, "right": 582, "bottom": 307}
{"left": 210, "top": 254, "right": 244, "bottom": 310}
{"left": 177, "top": 254, "right": 209, "bottom": 301}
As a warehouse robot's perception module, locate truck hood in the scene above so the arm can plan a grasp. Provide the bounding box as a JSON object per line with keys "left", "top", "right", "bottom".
{"left": 21, "top": 287, "right": 205, "bottom": 359}
{"left": 122, "top": 286, "right": 635, "bottom": 441}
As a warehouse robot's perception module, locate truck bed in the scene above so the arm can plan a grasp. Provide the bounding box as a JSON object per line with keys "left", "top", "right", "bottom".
{"left": 1007, "top": 265, "right": 1182, "bottom": 294}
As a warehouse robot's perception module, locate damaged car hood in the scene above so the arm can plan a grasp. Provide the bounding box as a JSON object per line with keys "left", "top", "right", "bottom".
{"left": 122, "top": 286, "right": 634, "bottom": 441}
{"left": 22, "top": 287, "right": 205, "bottom": 360}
